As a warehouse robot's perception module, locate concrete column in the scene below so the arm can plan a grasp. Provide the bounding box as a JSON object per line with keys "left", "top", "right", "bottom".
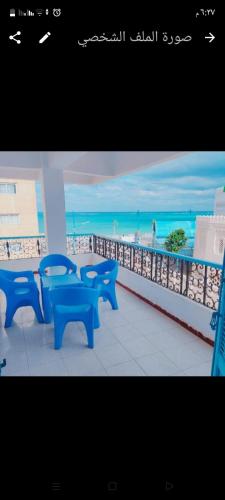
{"left": 41, "top": 167, "right": 67, "bottom": 254}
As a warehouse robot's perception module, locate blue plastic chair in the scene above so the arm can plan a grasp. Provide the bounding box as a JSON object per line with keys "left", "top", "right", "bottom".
{"left": 80, "top": 260, "right": 119, "bottom": 327}
{"left": 49, "top": 287, "right": 99, "bottom": 350}
{"left": 38, "top": 254, "right": 83, "bottom": 323}
{"left": 0, "top": 269, "right": 44, "bottom": 328}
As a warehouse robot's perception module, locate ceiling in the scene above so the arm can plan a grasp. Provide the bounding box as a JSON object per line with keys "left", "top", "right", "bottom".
{"left": 0, "top": 151, "right": 190, "bottom": 184}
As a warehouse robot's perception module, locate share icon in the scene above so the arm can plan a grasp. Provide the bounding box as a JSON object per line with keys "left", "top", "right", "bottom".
{"left": 9, "top": 31, "right": 22, "bottom": 44}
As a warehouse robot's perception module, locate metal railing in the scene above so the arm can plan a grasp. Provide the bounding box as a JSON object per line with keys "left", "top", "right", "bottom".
{"left": 0, "top": 234, "right": 93, "bottom": 260}
{"left": 94, "top": 235, "right": 223, "bottom": 311}
{"left": 0, "top": 235, "right": 48, "bottom": 260}
{"left": 67, "top": 233, "right": 93, "bottom": 255}
{"left": 0, "top": 233, "right": 222, "bottom": 311}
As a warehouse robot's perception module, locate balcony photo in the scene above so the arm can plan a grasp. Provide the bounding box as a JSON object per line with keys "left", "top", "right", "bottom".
{"left": 0, "top": 151, "right": 225, "bottom": 377}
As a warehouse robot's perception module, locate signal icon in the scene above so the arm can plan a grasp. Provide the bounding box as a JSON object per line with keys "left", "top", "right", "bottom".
{"left": 18, "top": 9, "right": 35, "bottom": 16}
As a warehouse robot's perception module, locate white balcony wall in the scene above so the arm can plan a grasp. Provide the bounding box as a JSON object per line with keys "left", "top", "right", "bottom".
{"left": 91, "top": 254, "right": 214, "bottom": 342}
{"left": 194, "top": 215, "right": 225, "bottom": 264}
{"left": 0, "top": 254, "right": 93, "bottom": 273}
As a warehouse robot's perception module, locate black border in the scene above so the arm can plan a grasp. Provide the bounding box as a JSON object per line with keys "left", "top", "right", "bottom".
{"left": 1, "top": 3, "right": 225, "bottom": 497}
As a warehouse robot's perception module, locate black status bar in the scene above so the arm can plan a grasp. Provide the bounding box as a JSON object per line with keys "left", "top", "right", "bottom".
{"left": 2, "top": 6, "right": 221, "bottom": 49}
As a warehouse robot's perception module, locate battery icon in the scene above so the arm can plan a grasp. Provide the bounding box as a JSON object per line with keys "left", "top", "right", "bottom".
{"left": 10, "top": 8, "right": 16, "bottom": 17}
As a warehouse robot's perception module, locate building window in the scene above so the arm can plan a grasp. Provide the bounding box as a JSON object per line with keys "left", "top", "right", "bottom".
{"left": 0, "top": 214, "right": 20, "bottom": 224}
{"left": 0, "top": 183, "right": 16, "bottom": 194}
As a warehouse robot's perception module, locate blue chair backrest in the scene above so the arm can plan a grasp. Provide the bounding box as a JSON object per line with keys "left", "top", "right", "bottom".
{"left": 97, "top": 259, "right": 118, "bottom": 278}
{"left": 211, "top": 251, "right": 225, "bottom": 376}
{"left": 39, "top": 254, "right": 77, "bottom": 277}
{"left": 49, "top": 286, "right": 99, "bottom": 308}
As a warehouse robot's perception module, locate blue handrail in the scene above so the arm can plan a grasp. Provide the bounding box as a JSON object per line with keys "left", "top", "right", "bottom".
{"left": 66, "top": 233, "right": 93, "bottom": 237}
{"left": 0, "top": 233, "right": 93, "bottom": 240}
{"left": 0, "top": 235, "right": 46, "bottom": 240}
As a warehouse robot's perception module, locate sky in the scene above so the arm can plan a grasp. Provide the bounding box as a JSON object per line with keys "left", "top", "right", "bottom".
{"left": 36, "top": 152, "right": 225, "bottom": 212}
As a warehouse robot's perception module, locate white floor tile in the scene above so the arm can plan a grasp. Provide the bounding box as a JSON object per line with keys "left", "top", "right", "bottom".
{"left": 169, "top": 371, "right": 186, "bottom": 377}
{"left": 101, "top": 310, "right": 128, "bottom": 328}
{"left": 136, "top": 351, "right": 179, "bottom": 376}
{"left": 0, "top": 324, "right": 25, "bottom": 352}
{"left": 2, "top": 368, "right": 30, "bottom": 376}
{"left": 94, "top": 327, "right": 118, "bottom": 349}
{"left": 95, "top": 342, "right": 131, "bottom": 369}
{"left": 162, "top": 323, "right": 198, "bottom": 344}
{"left": 106, "top": 360, "right": 146, "bottom": 376}
{"left": 140, "top": 328, "right": 178, "bottom": 351}
{"left": 109, "top": 324, "right": 140, "bottom": 343}
{"left": 2, "top": 350, "right": 29, "bottom": 376}
{"left": 187, "top": 338, "right": 213, "bottom": 362}
{"left": 0, "top": 328, "right": 11, "bottom": 356}
{"left": 122, "top": 335, "right": 158, "bottom": 358}
{"left": 123, "top": 308, "right": 156, "bottom": 324}
{"left": 137, "top": 317, "right": 175, "bottom": 336}
{"left": 23, "top": 323, "right": 54, "bottom": 347}
{"left": 163, "top": 342, "right": 205, "bottom": 371}
{"left": 62, "top": 350, "right": 107, "bottom": 376}
{"left": 29, "top": 359, "right": 69, "bottom": 376}
{"left": 20, "top": 306, "right": 37, "bottom": 323}
{"left": 26, "top": 343, "right": 62, "bottom": 368}
{"left": 183, "top": 361, "right": 212, "bottom": 376}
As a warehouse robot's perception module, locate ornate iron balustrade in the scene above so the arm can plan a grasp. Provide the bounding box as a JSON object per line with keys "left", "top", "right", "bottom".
{"left": 0, "top": 236, "right": 48, "bottom": 260}
{"left": 93, "top": 235, "right": 223, "bottom": 311}
{"left": 67, "top": 234, "right": 93, "bottom": 255}
{"left": 0, "top": 233, "right": 222, "bottom": 311}
{"left": 0, "top": 234, "right": 93, "bottom": 261}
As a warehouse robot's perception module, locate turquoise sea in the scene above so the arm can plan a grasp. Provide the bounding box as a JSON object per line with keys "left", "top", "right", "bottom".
{"left": 38, "top": 211, "right": 213, "bottom": 246}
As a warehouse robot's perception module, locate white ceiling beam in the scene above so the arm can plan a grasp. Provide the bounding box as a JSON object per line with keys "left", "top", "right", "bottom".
{"left": 0, "top": 151, "right": 41, "bottom": 169}
{"left": 0, "top": 151, "right": 191, "bottom": 185}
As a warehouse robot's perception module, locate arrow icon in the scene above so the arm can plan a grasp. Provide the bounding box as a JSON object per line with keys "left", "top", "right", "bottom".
{"left": 205, "top": 32, "right": 215, "bottom": 43}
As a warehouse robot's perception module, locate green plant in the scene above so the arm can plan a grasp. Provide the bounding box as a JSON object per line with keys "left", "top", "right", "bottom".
{"left": 164, "top": 228, "right": 187, "bottom": 253}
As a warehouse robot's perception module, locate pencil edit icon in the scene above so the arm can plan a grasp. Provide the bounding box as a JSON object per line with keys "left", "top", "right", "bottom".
{"left": 39, "top": 32, "right": 51, "bottom": 44}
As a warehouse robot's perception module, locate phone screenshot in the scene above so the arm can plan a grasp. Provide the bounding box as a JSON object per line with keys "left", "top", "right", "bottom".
{"left": 0, "top": 4, "right": 224, "bottom": 497}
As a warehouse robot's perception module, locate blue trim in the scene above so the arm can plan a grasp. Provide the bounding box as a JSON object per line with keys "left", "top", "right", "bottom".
{"left": 0, "top": 233, "right": 92, "bottom": 240}
{"left": 0, "top": 235, "right": 46, "bottom": 240}
{"left": 67, "top": 233, "right": 93, "bottom": 237}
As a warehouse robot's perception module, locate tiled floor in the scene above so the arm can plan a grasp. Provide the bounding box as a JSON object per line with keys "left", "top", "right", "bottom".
{"left": 0, "top": 285, "right": 213, "bottom": 376}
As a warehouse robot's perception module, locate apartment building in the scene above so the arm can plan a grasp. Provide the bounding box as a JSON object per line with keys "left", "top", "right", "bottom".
{"left": 0, "top": 179, "right": 39, "bottom": 237}
{"left": 194, "top": 187, "right": 225, "bottom": 264}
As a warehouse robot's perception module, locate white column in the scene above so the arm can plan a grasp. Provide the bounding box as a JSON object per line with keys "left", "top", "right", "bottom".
{"left": 41, "top": 167, "right": 67, "bottom": 254}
